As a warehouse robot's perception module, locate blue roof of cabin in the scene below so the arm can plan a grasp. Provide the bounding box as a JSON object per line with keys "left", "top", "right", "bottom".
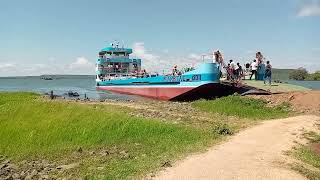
{"left": 100, "top": 47, "right": 133, "bottom": 54}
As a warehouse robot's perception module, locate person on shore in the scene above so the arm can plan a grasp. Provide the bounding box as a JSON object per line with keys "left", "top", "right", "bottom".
{"left": 245, "top": 63, "right": 250, "bottom": 80}
{"left": 256, "top": 52, "right": 264, "bottom": 65}
{"left": 226, "top": 64, "right": 231, "bottom": 80}
{"left": 250, "top": 60, "right": 258, "bottom": 80}
{"left": 264, "top": 61, "right": 272, "bottom": 85}
{"left": 236, "top": 63, "right": 243, "bottom": 81}
{"left": 229, "top": 60, "right": 236, "bottom": 81}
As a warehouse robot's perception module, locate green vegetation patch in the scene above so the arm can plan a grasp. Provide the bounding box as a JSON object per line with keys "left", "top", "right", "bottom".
{"left": 289, "top": 68, "right": 320, "bottom": 81}
{"left": 192, "top": 95, "right": 290, "bottom": 120}
{"left": 293, "top": 132, "right": 320, "bottom": 169}
{"left": 0, "top": 92, "right": 215, "bottom": 179}
{"left": 294, "top": 147, "right": 320, "bottom": 169}
{"left": 291, "top": 164, "right": 320, "bottom": 180}
{"left": 291, "top": 132, "right": 320, "bottom": 180}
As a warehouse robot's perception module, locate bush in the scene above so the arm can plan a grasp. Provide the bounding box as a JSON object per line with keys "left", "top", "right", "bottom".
{"left": 289, "top": 68, "right": 309, "bottom": 80}
{"left": 306, "top": 71, "right": 320, "bottom": 81}
{"left": 213, "top": 123, "right": 233, "bottom": 135}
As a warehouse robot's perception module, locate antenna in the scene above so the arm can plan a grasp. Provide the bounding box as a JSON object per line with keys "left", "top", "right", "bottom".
{"left": 122, "top": 40, "right": 125, "bottom": 49}
{"left": 115, "top": 40, "right": 120, "bottom": 48}
{"left": 201, "top": 54, "right": 206, "bottom": 62}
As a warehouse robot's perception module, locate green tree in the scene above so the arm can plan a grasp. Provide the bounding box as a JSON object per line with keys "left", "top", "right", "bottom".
{"left": 289, "top": 67, "right": 308, "bottom": 80}
{"left": 306, "top": 71, "right": 320, "bottom": 81}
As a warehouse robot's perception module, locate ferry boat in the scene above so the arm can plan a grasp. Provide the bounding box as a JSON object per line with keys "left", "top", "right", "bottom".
{"left": 95, "top": 43, "right": 221, "bottom": 100}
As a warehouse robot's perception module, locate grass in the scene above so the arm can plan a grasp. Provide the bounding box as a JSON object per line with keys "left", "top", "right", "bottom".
{"left": 291, "top": 132, "right": 320, "bottom": 180}
{"left": 0, "top": 92, "right": 216, "bottom": 179}
{"left": 192, "top": 95, "right": 291, "bottom": 120}
{"left": 0, "top": 92, "right": 293, "bottom": 179}
{"left": 294, "top": 147, "right": 320, "bottom": 169}
{"left": 292, "top": 164, "right": 320, "bottom": 180}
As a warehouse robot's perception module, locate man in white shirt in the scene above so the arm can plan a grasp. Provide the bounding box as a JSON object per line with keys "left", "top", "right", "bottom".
{"left": 230, "top": 60, "right": 236, "bottom": 70}
{"left": 229, "top": 60, "right": 238, "bottom": 81}
{"left": 250, "top": 60, "right": 258, "bottom": 80}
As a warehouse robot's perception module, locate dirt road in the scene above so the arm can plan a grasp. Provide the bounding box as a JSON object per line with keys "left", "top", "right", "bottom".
{"left": 155, "top": 115, "right": 320, "bottom": 180}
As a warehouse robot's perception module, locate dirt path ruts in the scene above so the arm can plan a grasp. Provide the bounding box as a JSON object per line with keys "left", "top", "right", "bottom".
{"left": 155, "top": 115, "right": 320, "bottom": 180}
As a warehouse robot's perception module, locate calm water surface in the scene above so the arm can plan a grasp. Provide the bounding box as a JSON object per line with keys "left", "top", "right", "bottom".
{"left": 285, "top": 80, "right": 320, "bottom": 90}
{"left": 0, "top": 75, "right": 137, "bottom": 100}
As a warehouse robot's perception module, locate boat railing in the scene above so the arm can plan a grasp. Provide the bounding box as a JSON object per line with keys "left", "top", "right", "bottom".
{"left": 99, "top": 71, "right": 162, "bottom": 81}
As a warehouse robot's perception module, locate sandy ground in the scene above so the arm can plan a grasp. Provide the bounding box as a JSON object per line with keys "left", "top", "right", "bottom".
{"left": 242, "top": 80, "right": 311, "bottom": 93}
{"left": 155, "top": 115, "right": 320, "bottom": 180}
{"left": 248, "top": 90, "right": 320, "bottom": 115}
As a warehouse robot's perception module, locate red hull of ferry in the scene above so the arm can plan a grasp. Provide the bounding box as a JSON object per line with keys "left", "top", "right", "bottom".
{"left": 96, "top": 86, "right": 194, "bottom": 100}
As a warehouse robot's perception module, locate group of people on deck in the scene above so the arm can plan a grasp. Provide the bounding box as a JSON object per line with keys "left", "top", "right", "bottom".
{"left": 214, "top": 50, "right": 272, "bottom": 85}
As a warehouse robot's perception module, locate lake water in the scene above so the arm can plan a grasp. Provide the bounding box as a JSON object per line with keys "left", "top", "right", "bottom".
{"left": 0, "top": 75, "right": 138, "bottom": 101}
{"left": 285, "top": 80, "right": 320, "bottom": 90}
{"left": 0, "top": 76, "right": 319, "bottom": 100}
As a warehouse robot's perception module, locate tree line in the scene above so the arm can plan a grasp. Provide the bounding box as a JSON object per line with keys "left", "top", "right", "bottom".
{"left": 289, "top": 68, "right": 320, "bottom": 81}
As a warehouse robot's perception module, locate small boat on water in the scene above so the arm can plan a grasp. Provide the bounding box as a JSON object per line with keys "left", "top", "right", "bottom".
{"left": 95, "top": 42, "right": 222, "bottom": 100}
{"left": 41, "top": 76, "right": 53, "bottom": 80}
{"left": 67, "top": 91, "right": 80, "bottom": 97}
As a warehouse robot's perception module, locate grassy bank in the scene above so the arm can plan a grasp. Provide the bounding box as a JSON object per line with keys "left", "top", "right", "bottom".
{"left": 0, "top": 92, "right": 292, "bottom": 179}
{"left": 0, "top": 92, "right": 215, "bottom": 179}
{"left": 192, "top": 95, "right": 291, "bottom": 120}
{"left": 291, "top": 132, "right": 320, "bottom": 180}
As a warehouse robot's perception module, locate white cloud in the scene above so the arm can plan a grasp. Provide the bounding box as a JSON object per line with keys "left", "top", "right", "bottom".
{"left": 0, "top": 63, "right": 16, "bottom": 69}
{"left": 68, "top": 57, "right": 95, "bottom": 74}
{"left": 297, "top": 3, "right": 320, "bottom": 17}
{"left": 245, "top": 50, "right": 254, "bottom": 54}
{"left": 162, "top": 49, "right": 169, "bottom": 54}
{"left": 188, "top": 53, "right": 201, "bottom": 59}
{"left": 131, "top": 42, "right": 162, "bottom": 72}
{"left": 0, "top": 63, "right": 19, "bottom": 76}
{"left": 0, "top": 57, "right": 95, "bottom": 76}
{"left": 131, "top": 42, "right": 159, "bottom": 61}
{"left": 130, "top": 42, "right": 208, "bottom": 73}
{"left": 70, "top": 57, "right": 93, "bottom": 66}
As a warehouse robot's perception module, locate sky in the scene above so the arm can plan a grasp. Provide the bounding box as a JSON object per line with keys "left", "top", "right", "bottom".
{"left": 0, "top": 0, "right": 319, "bottom": 76}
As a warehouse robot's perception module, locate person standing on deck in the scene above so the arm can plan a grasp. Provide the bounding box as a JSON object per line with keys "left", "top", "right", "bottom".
{"left": 256, "top": 52, "right": 264, "bottom": 65}
{"left": 214, "top": 50, "right": 220, "bottom": 63}
{"left": 213, "top": 50, "right": 223, "bottom": 64}
{"left": 214, "top": 50, "right": 224, "bottom": 78}
{"left": 250, "top": 60, "right": 258, "bottom": 80}
{"left": 172, "top": 65, "right": 178, "bottom": 76}
{"left": 264, "top": 61, "right": 272, "bottom": 85}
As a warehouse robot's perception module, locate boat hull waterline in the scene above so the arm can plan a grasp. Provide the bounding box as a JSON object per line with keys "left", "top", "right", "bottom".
{"left": 97, "top": 85, "right": 195, "bottom": 100}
